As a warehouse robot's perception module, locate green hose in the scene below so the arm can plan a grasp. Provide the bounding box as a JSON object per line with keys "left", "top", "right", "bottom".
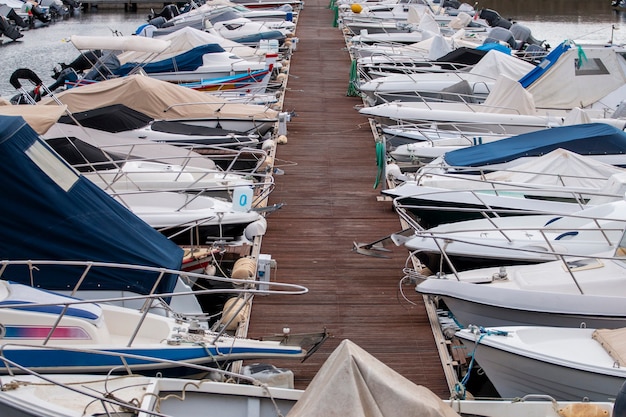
{"left": 373, "top": 141, "right": 385, "bottom": 189}
{"left": 347, "top": 59, "right": 360, "bottom": 97}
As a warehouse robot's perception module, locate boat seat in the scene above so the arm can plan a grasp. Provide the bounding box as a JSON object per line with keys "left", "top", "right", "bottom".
{"left": 0, "top": 281, "right": 102, "bottom": 322}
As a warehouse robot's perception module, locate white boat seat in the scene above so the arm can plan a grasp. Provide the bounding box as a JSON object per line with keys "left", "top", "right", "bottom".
{"left": 0, "top": 281, "right": 102, "bottom": 322}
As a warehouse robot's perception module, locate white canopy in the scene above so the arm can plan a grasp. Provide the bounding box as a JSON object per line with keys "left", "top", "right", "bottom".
{"left": 482, "top": 74, "right": 536, "bottom": 114}
{"left": 70, "top": 35, "right": 171, "bottom": 53}
{"left": 469, "top": 49, "right": 535, "bottom": 80}
{"left": 118, "top": 26, "right": 260, "bottom": 65}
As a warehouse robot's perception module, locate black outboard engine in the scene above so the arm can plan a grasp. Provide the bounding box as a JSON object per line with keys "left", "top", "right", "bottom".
{"left": 147, "top": 16, "right": 167, "bottom": 28}
{"left": 442, "top": 0, "right": 461, "bottom": 9}
{"left": 0, "top": 15, "right": 23, "bottom": 40}
{"left": 148, "top": 4, "right": 179, "bottom": 21}
{"left": 486, "top": 27, "right": 518, "bottom": 49}
{"left": 614, "top": 380, "right": 626, "bottom": 417}
{"left": 479, "top": 8, "right": 512, "bottom": 29}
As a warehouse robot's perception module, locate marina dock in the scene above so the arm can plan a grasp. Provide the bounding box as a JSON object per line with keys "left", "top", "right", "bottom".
{"left": 244, "top": 0, "right": 451, "bottom": 396}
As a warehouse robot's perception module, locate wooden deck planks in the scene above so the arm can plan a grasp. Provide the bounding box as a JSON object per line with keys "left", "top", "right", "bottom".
{"left": 244, "top": 0, "right": 451, "bottom": 398}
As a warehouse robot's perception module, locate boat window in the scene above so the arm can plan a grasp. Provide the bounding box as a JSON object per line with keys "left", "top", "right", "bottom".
{"left": 209, "top": 10, "right": 240, "bottom": 24}
{"left": 26, "top": 140, "right": 79, "bottom": 192}
{"left": 574, "top": 58, "right": 609, "bottom": 76}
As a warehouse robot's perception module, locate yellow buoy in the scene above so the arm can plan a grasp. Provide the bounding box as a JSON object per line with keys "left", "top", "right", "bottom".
{"left": 351, "top": 3, "right": 363, "bottom": 13}
{"left": 277, "top": 135, "right": 288, "bottom": 144}
{"left": 231, "top": 256, "right": 257, "bottom": 280}
{"left": 221, "top": 297, "right": 249, "bottom": 331}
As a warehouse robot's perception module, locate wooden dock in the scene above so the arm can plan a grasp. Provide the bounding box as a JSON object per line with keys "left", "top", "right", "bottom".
{"left": 244, "top": 0, "right": 451, "bottom": 398}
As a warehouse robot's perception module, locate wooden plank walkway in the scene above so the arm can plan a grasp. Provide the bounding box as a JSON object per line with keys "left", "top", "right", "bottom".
{"left": 245, "top": 0, "right": 450, "bottom": 398}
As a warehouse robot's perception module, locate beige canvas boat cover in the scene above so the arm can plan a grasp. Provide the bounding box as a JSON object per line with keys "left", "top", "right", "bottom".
{"left": 0, "top": 104, "right": 67, "bottom": 134}
{"left": 527, "top": 46, "right": 626, "bottom": 109}
{"left": 286, "top": 339, "right": 461, "bottom": 417}
{"left": 592, "top": 328, "right": 626, "bottom": 366}
{"left": 117, "top": 26, "right": 260, "bottom": 65}
{"left": 39, "top": 75, "right": 278, "bottom": 121}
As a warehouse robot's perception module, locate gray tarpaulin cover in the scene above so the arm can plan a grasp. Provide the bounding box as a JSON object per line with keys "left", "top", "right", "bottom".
{"left": 286, "top": 339, "right": 460, "bottom": 417}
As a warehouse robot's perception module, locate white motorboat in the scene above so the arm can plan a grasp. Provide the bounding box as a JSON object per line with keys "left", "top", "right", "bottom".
{"left": 414, "top": 227, "right": 626, "bottom": 329}
{"left": 0, "top": 279, "right": 317, "bottom": 376}
{"left": 39, "top": 75, "right": 283, "bottom": 136}
{"left": 385, "top": 149, "right": 626, "bottom": 229}
{"left": 358, "top": 49, "right": 535, "bottom": 106}
{"left": 150, "top": 3, "right": 293, "bottom": 44}
{"left": 456, "top": 325, "right": 626, "bottom": 401}
{"left": 69, "top": 32, "right": 277, "bottom": 84}
{"left": 111, "top": 189, "right": 268, "bottom": 245}
{"left": 359, "top": 42, "right": 626, "bottom": 135}
{"left": 399, "top": 197, "right": 626, "bottom": 271}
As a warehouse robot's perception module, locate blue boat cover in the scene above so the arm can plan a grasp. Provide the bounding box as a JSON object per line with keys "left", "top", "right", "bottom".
{"left": 443, "top": 123, "right": 626, "bottom": 167}
{"left": 114, "top": 43, "right": 225, "bottom": 76}
{"left": 518, "top": 41, "right": 571, "bottom": 88}
{"left": 0, "top": 115, "right": 183, "bottom": 296}
{"left": 475, "top": 43, "right": 511, "bottom": 55}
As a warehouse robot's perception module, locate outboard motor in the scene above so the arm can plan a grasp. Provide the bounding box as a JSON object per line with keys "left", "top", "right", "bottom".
{"left": 614, "top": 379, "right": 626, "bottom": 417}
{"left": 442, "top": 0, "right": 461, "bottom": 9}
{"left": 484, "top": 27, "right": 517, "bottom": 49}
{"left": 479, "top": 8, "right": 512, "bottom": 29}
{"left": 147, "top": 16, "right": 167, "bottom": 28}
{"left": 148, "top": 4, "right": 179, "bottom": 21}
{"left": 510, "top": 23, "right": 544, "bottom": 48}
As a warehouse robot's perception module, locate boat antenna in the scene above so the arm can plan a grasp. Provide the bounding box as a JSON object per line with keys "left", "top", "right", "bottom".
{"left": 611, "top": 24, "right": 618, "bottom": 44}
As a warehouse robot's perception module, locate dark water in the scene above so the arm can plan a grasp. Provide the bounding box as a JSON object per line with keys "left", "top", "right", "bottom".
{"left": 0, "top": 10, "right": 147, "bottom": 98}
{"left": 477, "top": 0, "right": 626, "bottom": 46}
{"left": 1, "top": 0, "right": 625, "bottom": 97}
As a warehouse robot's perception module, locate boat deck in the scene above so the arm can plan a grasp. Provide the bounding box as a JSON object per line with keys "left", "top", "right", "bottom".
{"left": 244, "top": 0, "right": 451, "bottom": 397}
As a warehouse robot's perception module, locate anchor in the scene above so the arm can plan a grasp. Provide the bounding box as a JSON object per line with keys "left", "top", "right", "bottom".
{"left": 352, "top": 228, "right": 414, "bottom": 258}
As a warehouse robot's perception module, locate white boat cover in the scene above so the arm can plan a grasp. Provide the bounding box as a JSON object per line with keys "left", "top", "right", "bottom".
{"left": 39, "top": 75, "right": 278, "bottom": 121}
{"left": 285, "top": 339, "right": 461, "bottom": 417}
{"left": 117, "top": 26, "right": 260, "bottom": 65}
{"left": 406, "top": 4, "right": 425, "bottom": 24}
{"left": 593, "top": 328, "right": 626, "bottom": 367}
{"left": 527, "top": 46, "right": 626, "bottom": 109}
{"left": 484, "top": 148, "right": 626, "bottom": 188}
{"left": 481, "top": 74, "right": 536, "bottom": 114}
{"left": 562, "top": 107, "right": 593, "bottom": 125}
{"left": 70, "top": 35, "right": 171, "bottom": 53}
{"left": 468, "top": 49, "right": 535, "bottom": 80}
{"left": 416, "top": 9, "right": 439, "bottom": 34}
{"left": 0, "top": 104, "right": 67, "bottom": 134}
